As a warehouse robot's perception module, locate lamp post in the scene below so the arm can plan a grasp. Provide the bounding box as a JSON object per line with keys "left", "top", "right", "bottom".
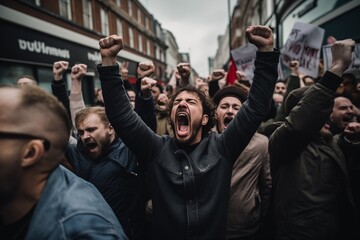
{"left": 228, "top": 0, "right": 232, "bottom": 66}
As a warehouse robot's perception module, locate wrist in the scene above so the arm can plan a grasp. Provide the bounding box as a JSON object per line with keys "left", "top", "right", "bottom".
{"left": 258, "top": 45, "right": 274, "bottom": 52}
{"left": 329, "top": 63, "right": 345, "bottom": 77}
{"left": 102, "top": 57, "right": 117, "bottom": 66}
{"left": 54, "top": 75, "right": 63, "bottom": 81}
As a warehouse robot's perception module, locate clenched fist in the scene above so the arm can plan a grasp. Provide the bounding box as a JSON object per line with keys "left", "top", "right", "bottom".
{"left": 99, "top": 35, "right": 123, "bottom": 66}
{"left": 246, "top": 25, "right": 274, "bottom": 52}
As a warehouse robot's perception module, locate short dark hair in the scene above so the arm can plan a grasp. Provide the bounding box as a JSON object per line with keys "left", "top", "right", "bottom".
{"left": 167, "top": 85, "right": 216, "bottom": 135}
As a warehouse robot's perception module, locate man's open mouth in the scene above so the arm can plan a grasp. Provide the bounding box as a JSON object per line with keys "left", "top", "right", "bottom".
{"left": 176, "top": 112, "right": 190, "bottom": 136}
{"left": 85, "top": 142, "right": 98, "bottom": 152}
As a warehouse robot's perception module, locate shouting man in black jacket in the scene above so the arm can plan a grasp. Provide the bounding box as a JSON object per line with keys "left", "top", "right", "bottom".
{"left": 97, "top": 25, "right": 279, "bottom": 240}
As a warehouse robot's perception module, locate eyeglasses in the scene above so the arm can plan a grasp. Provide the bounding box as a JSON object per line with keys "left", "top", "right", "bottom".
{"left": 0, "top": 131, "right": 51, "bottom": 151}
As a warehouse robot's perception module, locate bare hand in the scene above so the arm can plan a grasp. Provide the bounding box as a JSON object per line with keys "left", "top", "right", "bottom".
{"left": 177, "top": 63, "right": 192, "bottom": 80}
{"left": 246, "top": 25, "right": 274, "bottom": 52}
{"left": 70, "top": 64, "right": 87, "bottom": 94}
{"left": 290, "top": 60, "right": 299, "bottom": 76}
{"left": 99, "top": 35, "right": 123, "bottom": 66}
{"left": 344, "top": 122, "right": 360, "bottom": 142}
{"left": 53, "top": 61, "right": 69, "bottom": 81}
{"left": 141, "top": 77, "right": 157, "bottom": 97}
{"left": 330, "top": 39, "right": 355, "bottom": 77}
{"left": 137, "top": 62, "right": 155, "bottom": 78}
{"left": 121, "top": 62, "right": 129, "bottom": 80}
{"left": 211, "top": 69, "right": 226, "bottom": 81}
{"left": 236, "top": 70, "right": 247, "bottom": 81}
{"left": 71, "top": 64, "right": 87, "bottom": 81}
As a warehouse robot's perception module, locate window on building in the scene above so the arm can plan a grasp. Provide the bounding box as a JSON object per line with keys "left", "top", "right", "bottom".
{"left": 82, "top": 0, "right": 93, "bottom": 30}
{"left": 129, "top": 27, "right": 134, "bottom": 48}
{"left": 137, "top": 9, "right": 141, "bottom": 23}
{"left": 59, "top": 0, "right": 72, "bottom": 20}
{"left": 116, "top": 0, "right": 121, "bottom": 7}
{"left": 147, "top": 39, "right": 151, "bottom": 55}
{"left": 145, "top": 17, "right": 149, "bottom": 30}
{"left": 117, "top": 19, "right": 123, "bottom": 36}
{"left": 100, "top": 8, "right": 109, "bottom": 36}
{"left": 138, "top": 34, "right": 143, "bottom": 52}
{"left": 128, "top": 0, "right": 133, "bottom": 17}
{"left": 20, "top": 0, "right": 41, "bottom": 6}
{"left": 155, "top": 45, "right": 160, "bottom": 59}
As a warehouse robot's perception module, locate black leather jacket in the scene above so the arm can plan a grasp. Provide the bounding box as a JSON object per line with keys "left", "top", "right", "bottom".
{"left": 98, "top": 50, "right": 280, "bottom": 240}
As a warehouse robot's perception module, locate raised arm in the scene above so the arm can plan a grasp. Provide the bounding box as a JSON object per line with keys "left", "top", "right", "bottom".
{"left": 51, "top": 61, "right": 70, "bottom": 120}
{"left": 69, "top": 64, "right": 87, "bottom": 129}
{"left": 208, "top": 69, "right": 226, "bottom": 98}
{"left": 98, "top": 35, "right": 161, "bottom": 161}
{"left": 218, "top": 25, "right": 280, "bottom": 161}
{"left": 269, "top": 39, "right": 355, "bottom": 172}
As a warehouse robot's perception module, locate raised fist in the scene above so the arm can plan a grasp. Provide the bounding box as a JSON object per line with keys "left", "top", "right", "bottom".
{"left": 137, "top": 62, "right": 155, "bottom": 78}
{"left": 330, "top": 39, "right": 355, "bottom": 76}
{"left": 53, "top": 61, "right": 69, "bottom": 81}
{"left": 211, "top": 69, "right": 226, "bottom": 81}
{"left": 99, "top": 35, "right": 123, "bottom": 66}
{"left": 246, "top": 25, "right": 274, "bottom": 52}
{"left": 141, "top": 77, "right": 157, "bottom": 97}
{"left": 71, "top": 64, "right": 87, "bottom": 81}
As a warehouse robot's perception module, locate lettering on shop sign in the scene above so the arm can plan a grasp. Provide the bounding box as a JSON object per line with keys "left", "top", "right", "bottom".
{"left": 18, "top": 39, "right": 70, "bottom": 59}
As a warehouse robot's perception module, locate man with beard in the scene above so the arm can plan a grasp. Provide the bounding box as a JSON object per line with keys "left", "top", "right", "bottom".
{"left": 62, "top": 65, "right": 157, "bottom": 240}
{"left": 0, "top": 85, "right": 127, "bottom": 239}
{"left": 97, "top": 24, "right": 279, "bottom": 239}
{"left": 212, "top": 86, "right": 272, "bottom": 239}
{"left": 269, "top": 39, "right": 360, "bottom": 239}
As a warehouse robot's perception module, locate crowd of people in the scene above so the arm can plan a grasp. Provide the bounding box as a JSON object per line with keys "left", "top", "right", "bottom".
{"left": 1, "top": 24, "right": 360, "bottom": 240}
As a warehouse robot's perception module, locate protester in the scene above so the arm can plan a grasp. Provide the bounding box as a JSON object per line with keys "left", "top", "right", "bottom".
{"left": 155, "top": 93, "right": 174, "bottom": 136}
{"left": 0, "top": 85, "right": 127, "bottom": 239}
{"left": 212, "top": 86, "right": 272, "bottom": 240}
{"left": 97, "top": 24, "right": 279, "bottom": 239}
{"left": 328, "top": 94, "right": 355, "bottom": 135}
{"left": 269, "top": 39, "right": 360, "bottom": 239}
{"left": 51, "top": 61, "right": 158, "bottom": 240}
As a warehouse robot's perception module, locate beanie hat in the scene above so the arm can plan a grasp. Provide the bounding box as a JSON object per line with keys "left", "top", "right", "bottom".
{"left": 212, "top": 86, "right": 248, "bottom": 106}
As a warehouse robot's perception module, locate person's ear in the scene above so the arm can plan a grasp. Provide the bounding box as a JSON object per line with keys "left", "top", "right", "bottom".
{"left": 21, "top": 140, "right": 45, "bottom": 167}
{"left": 201, "top": 114, "right": 209, "bottom": 126}
{"left": 107, "top": 123, "right": 115, "bottom": 135}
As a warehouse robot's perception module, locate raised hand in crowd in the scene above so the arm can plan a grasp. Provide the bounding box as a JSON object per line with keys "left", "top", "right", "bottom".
{"left": 140, "top": 77, "right": 157, "bottom": 98}
{"left": 246, "top": 25, "right": 274, "bottom": 51}
{"left": 289, "top": 60, "right": 305, "bottom": 87}
{"left": 344, "top": 121, "right": 360, "bottom": 142}
{"left": 120, "top": 61, "right": 129, "bottom": 81}
{"left": 53, "top": 61, "right": 69, "bottom": 81}
{"left": 70, "top": 64, "right": 87, "bottom": 94}
{"left": 211, "top": 69, "right": 226, "bottom": 82}
{"left": 137, "top": 61, "right": 155, "bottom": 79}
{"left": 208, "top": 69, "right": 227, "bottom": 97}
{"left": 99, "top": 35, "right": 123, "bottom": 66}
{"left": 176, "top": 62, "right": 192, "bottom": 86}
{"left": 330, "top": 38, "right": 355, "bottom": 77}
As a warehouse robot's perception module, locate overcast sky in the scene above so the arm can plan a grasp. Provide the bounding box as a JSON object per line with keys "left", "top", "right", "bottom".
{"left": 139, "top": 0, "right": 237, "bottom": 77}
